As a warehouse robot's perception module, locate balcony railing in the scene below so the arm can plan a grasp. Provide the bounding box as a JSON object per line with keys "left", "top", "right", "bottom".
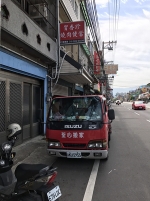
{"left": 12, "top": 0, "right": 57, "bottom": 39}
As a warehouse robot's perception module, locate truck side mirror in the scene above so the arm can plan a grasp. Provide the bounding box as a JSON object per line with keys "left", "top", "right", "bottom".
{"left": 108, "top": 109, "right": 115, "bottom": 120}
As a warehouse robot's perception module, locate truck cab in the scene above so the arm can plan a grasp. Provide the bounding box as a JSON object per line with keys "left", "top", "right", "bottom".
{"left": 46, "top": 95, "right": 115, "bottom": 159}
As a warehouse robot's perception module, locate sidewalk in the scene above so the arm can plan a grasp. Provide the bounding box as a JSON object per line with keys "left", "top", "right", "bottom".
{"left": 12, "top": 135, "right": 57, "bottom": 172}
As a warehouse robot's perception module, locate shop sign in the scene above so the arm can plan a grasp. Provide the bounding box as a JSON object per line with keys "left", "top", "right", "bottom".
{"left": 104, "top": 64, "right": 118, "bottom": 71}
{"left": 94, "top": 51, "right": 100, "bottom": 75}
{"left": 60, "top": 21, "right": 85, "bottom": 45}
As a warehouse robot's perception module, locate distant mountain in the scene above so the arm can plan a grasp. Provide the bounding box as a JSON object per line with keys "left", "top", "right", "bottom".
{"left": 113, "top": 87, "right": 137, "bottom": 96}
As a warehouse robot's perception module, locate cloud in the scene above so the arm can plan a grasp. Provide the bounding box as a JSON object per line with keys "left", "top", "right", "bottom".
{"left": 143, "top": 9, "right": 150, "bottom": 18}
{"left": 121, "top": 0, "right": 128, "bottom": 3}
{"left": 95, "top": 0, "right": 109, "bottom": 8}
{"left": 99, "top": 14, "right": 150, "bottom": 89}
{"left": 134, "top": 0, "right": 148, "bottom": 4}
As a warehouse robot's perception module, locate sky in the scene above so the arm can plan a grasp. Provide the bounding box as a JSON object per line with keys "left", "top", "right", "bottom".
{"left": 95, "top": 0, "right": 150, "bottom": 95}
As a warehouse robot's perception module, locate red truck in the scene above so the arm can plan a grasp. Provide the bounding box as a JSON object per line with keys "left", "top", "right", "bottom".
{"left": 46, "top": 95, "right": 115, "bottom": 160}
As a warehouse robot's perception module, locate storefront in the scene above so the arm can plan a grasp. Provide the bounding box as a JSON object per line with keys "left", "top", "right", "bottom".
{"left": 0, "top": 47, "right": 47, "bottom": 144}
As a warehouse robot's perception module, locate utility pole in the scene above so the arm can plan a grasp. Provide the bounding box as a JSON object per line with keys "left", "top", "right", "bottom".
{"left": 101, "top": 41, "right": 117, "bottom": 97}
{"left": 102, "top": 41, "right": 117, "bottom": 60}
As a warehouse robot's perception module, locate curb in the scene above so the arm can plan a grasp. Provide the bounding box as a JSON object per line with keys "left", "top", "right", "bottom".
{"left": 12, "top": 135, "right": 57, "bottom": 172}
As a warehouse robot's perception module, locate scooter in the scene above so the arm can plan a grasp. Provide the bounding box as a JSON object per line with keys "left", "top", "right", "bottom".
{"left": 0, "top": 123, "right": 61, "bottom": 201}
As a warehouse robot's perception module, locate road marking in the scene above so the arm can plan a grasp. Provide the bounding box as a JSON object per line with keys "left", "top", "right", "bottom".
{"left": 108, "top": 170, "right": 112, "bottom": 174}
{"left": 147, "top": 120, "right": 150, "bottom": 123}
{"left": 83, "top": 159, "right": 100, "bottom": 201}
{"left": 134, "top": 112, "right": 140, "bottom": 115}
{"left": 128, "top": 108, "right": 131, "bottom": 110}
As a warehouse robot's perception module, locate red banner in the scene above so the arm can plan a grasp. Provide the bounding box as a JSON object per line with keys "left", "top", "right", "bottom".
{"left": 94, "top": 51, "right": 100, "bottom": 74}
{"left": 60, "top": 21, "right": 85, "bottom": 45}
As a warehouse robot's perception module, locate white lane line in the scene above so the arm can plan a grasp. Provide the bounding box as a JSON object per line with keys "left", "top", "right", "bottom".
{"left": 83, "top": 159, "right": 100, "bottom": 201}
{"left": 134, "top": 112, "right": 140, "bottom": 115}
{"left": 128, "top": 108, "right": 131, "bottom": 110}
{"left": 147, "top": 120, "right": 150, "bottom": 123}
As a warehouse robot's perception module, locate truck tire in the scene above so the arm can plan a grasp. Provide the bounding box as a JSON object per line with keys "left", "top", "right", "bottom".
{"left": 108, "top": 133, "right": 111, "bottom": 141}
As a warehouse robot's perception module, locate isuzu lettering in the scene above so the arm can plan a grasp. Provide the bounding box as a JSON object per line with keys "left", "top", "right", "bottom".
{"left": 46, "top": 95, "right": 115, "bottom": 159}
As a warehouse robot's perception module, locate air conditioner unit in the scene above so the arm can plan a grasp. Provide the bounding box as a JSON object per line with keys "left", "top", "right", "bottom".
{"left": 29, "top": 3, "right": 46, "bottom": 19}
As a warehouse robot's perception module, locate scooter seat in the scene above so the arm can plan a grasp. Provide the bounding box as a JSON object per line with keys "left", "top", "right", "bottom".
{"left": 15, "top": 163, "right": 48, "bottom": 182}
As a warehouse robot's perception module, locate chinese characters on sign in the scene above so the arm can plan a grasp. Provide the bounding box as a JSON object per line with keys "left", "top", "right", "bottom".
{"left": 94, "top": 51, "right": 101, "bottom": 75}
{"left": 61, "top": 132, "right": 84, "bottom": 139}
{"left": 60, "top": 21, "right": 85, "bottom": 45}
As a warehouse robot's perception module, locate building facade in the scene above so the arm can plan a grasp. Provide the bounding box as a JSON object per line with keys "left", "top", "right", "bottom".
{"left": 0, "top": 0, "right": 102, "bottom": 144}
{"left": 53, "top": 0, "right": 102, "bottom": 96}
{"left": 1, "top": 0, "right": 57, "bottom": 144}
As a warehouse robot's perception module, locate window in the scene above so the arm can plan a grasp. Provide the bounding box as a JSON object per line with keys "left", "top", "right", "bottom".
{"left": 48, "top": 96, "right": 102, "bottom": 121}
{"left": 16, "top": 0, "right": 21, "bottom": 4}
{"left": 24, "top": 0, "right": 29, "bottom": 14}
{"left": 13, "top": 0, "right": 29, "bottom": 13}
{"left": 1, "top": 4, "right": 10, "bottom": 20}
{"left": 12, "top": 0, "right": 57, "bottom": 38}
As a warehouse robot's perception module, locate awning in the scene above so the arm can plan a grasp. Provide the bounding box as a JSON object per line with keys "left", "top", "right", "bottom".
{"left": 60, "top": 71, "right": 93, "bottom": 84}
{"left": 60, "top": 50, "right": 81, "bottom": 70}
{"left": 60, "top": 50, "right": 94, "bottom": 84}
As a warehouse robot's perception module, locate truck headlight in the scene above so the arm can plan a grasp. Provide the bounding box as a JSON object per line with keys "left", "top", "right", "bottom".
{"left": 88, "top": 140, "right": 108, "bottom": 149}
{"left": 48, "top": 141, "right": 61, "bottom": 148}
{"left": 88, "top": 142, "right": 103, "bottom": 148}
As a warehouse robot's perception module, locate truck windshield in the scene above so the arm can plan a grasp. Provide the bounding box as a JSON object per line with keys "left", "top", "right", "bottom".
{"left": 48, "top": 96, "right": 102, "bottom": 121}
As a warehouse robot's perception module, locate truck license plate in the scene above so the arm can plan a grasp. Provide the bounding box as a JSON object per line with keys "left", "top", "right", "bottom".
{"left": 67, "top": 151, "right": 82, "bottom": 158}
{"left": 47, "top": 185, "right": 61, "bottom": 201}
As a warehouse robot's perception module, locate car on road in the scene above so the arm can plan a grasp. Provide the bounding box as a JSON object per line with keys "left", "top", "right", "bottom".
{"left": 132, "top": 101, "right": 146, "bottom": 110}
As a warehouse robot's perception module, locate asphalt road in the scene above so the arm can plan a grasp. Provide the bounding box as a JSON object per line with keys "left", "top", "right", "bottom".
{"left": 53, "top": 102, "right": 150, "bottom": 201}
{"left": 12, "top": 103, "right": 150, "bottom": 201}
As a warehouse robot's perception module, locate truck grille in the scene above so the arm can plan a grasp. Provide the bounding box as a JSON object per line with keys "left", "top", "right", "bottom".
{"left": 63, "top": 143, "right": 86, "bottom": 148}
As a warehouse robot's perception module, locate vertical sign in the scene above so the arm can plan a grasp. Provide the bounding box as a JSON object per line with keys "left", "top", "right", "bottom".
{"left": 60, "top": 21, "right": 85, "bottom": 45}
{"left": 94, "top": 51, "right": 100, "bottom": 74}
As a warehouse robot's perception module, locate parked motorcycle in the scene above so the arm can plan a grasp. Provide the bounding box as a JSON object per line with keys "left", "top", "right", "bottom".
{"left": 0, "top": 123, "right": 61, "bottom": 201}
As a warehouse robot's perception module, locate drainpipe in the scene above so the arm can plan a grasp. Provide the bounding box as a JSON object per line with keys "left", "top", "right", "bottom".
{"left": 48, "top": 0, "right": 59, "bottom": 100}
{"left": 47, "top": 0, "right": 59, "bottom": 105}
{"left": 57, "top": 0, "right": 60, "bottom": 72}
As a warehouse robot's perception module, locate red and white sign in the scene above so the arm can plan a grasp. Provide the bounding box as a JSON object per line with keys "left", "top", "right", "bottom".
{"left": 94, "top": 51, "right": 100, "bottom": 75}
{"left": 60, "top": 21, "right": 85, "bottom": 45}
{"left": 61, "top": 132, "right": 84, "bottom": 139}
